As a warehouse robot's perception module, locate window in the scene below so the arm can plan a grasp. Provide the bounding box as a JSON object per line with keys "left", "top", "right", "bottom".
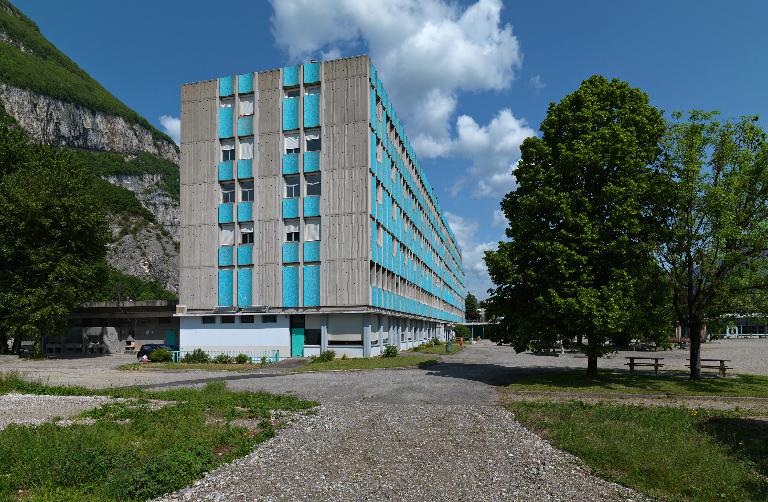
{"left": 304, "top": 329, "right": 321, "bottom": 345}
{"left": 377, "top": 224, "right": 383, "bottom": 246}
{"left": 376, "top": 99, "right": 382, "bottom": 122}
{"left": 239, "top": 95, "right": 254, "bottom": 116}
{"left": 304, "top": 85, "right": 320, "bottom": 96}
{"left": 239, "top": 138, "right": 253, "bottom": 159}
{"left": 240, "top": 181, "right": 254, "bottom": 202}
{"left": 221, "top": 141, "right": 235, "bottom": 161}
{"left": 284, "top": 133, "right": 300, "bottom": 154}
{"left": 284, "top": 88, "right": 299, "bottom": 98}
{"left": 305, "top": 129, "right": 321, "bottom": 152}
{"left": 221, "top": 184, "right": 235, "bottom": 203}
{"left": 220, "top": 98, "right": 233, "bottom": 109}
{"left": 220, "top": 224, "right": 235, "bottom": 246}
{"left": 376, "top": 141, "right": 382, "bottom": 162}
{"left": 221, "top": 316, "right": 235, "bottom": 324}
{"left": 285, "top": 221, "right": 299, "bottom": 242}
{"left": 391, "top": 162, "right": 396, "bottom": 181}
{"left": 285, "top": 175, "right": 300, "bottom": 198}
{"left": 305, "top": 219, "right": 320, "bottom": 242}
{"left": 305, "top": 173, "right": 321, "bottom": 196}
{"left": 392, "top": 238, "right": 397, "bottom": 256}
{"left": 202, "top": 316, "right": 216, "bottom": 324}
{"left": 240, "top": 315, "right": 255, "bottom": 324}
{"left": 262, "top": 314, "right": 277, "bottom": 323}
{"left": 240, "top": 223, "right": 254, "bottom": 244}
{"left": 376, "top": 183, "right": 383, "bottom": 204}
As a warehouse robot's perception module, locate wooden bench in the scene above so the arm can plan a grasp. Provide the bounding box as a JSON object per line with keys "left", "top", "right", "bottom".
{"left": 687, "top": 358, "right": 732, "bottom": 377}
{"left": 625, "top": 356, "right": 664, "bottom": 374}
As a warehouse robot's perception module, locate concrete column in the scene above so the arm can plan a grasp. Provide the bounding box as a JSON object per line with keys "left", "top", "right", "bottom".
{"left": 320, "top": 314, "right": 329, "bottom": 352}
{"left": 378, "top": 314, "right": 384, "bottom": 350}
{"left": 363, "top": 313, "right": 371, "bottom": 358}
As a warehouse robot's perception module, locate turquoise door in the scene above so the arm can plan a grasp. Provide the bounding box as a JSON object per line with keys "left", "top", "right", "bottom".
{"left": 291, "top": 328, "right": 304, "bottom": 357}
{"left": 164, "top": 330, "right": 177, "bottom": 345}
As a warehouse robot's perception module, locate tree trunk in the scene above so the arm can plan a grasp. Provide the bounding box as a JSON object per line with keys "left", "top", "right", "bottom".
{"left": 587, "top": 355, "right": 598, "bottom": 377}
{"left": 688, "top": 320, "right": 702, "bottom": 380}
{"left": 577, "top": 333, "right": 583, "bottom": 346}
{"left": 11, "top": 334, "right": 21, "bottom": 355}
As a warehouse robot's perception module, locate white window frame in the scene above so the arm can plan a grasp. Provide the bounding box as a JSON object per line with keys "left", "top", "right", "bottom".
{"left": 305, "top": 173, "right": 321, "bottom": 197}
{"left": 285, "top": 220, "right": 300, "bottom": 242}
{"left": 240, "top": 222, "right": 254, "bottom": 244}
{"left": 220, "top": 224, "right": 235, "bottom": 246}
{"left": 238, "top": 95, "right": 254, "bottom": 116}
{"left": 284, "top": 133, "right": 300, "bottom": 154}
{"left": 240, "top": 181, "right": 254, "bottom": 202}
{"left": 221, "top": 183, "right": 236, "bottom": 204}
{"left": 305, "top": 128, "right": 321, "bottom": 152}
{"left": 285, "top": 175, "right": 300, "bottom": 198}
{"left": 305, "top": 219, "right": 321, "bottom": 242}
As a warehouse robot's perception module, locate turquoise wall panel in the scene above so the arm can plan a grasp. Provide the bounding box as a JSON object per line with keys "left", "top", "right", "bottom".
{"left": 237, "top": 244, "right": 253, "bottom": 265}
{"left": 303, "top": 265, "right": 320, "bottom": 307}
{"left": 218, "top": 269, "right": 233, "bottom": 306}
{"left": 283, "top": 153, "right": 299, "bottom": 174}
{"left": 237, "top": 268, "right": 252, "bottom": 307}
{"left": 282, "top": 242, "right": 299, "bottom": 263}
{"left": 283, "top": 97, "right": 299, "bottom": 130}
{"left": 303, "top": 196, "right": 320, "bottom": 217}
{"left": 218, "top": 247, "right": 233, "bottom": 266}
{"left": 237, "top": 116, "right": 253, "bottom": 136}
{"left": 303, "top": 151, "right": 320, "bottom": 172}
{"left": 218, "top": 203, "right": 234, "bottom": 223}
{"left": 283, "top": 65, "right": 299, "bottom": 87}
{"left": 303, "top": 241, "right": 320, "bottom": 262}
{"left": 237, "top": 202, "right": 253, "bottom": 222}
{"left": 218, "top": 107, "right": 233, "bottom": 138}
{"left": 282, "top": 266, "right": 299, "bottom": 307}
{"left": 303, "top": 62, "right": 320, "bottom": 84}
{"left": 237, "top": 73, "right": 253, "bottom": 94}
{"left": 303, "top": 93, "right": 320, "bottom": 128}
{"left": 237, "top": 159, "right": 252, "bottom": 179}
{"left": 219, "top": 76, "right": 233, "bottom": 96}
{"left": 218, "top": 161, "right": 234, "bottom": 181}
{"left": 282, "top": 198, "right": 299, "bottom": 218}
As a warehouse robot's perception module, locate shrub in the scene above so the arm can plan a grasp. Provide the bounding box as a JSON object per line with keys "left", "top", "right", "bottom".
{"left": 316, "top": 350, "right": 336, "bottom": 363}
{"left": 341, "top": 353, "right": 348, "bottom": 360}
{"left": 260, "top": 356, "right": 268, "bottom": 365}
{"left": 430, "top": 337, "right": 442, "bottom": 346}
{"left": 382, "top": 345, "right": 398, "bottom": 358}
{"left": 454, "top": 325, "right": 471, "bottom": 339}
{"left": 212, "top": 354, "right": 233, "bottom": 364}
{"left": 234, "top": 353, "right": 250, "bottom": 364}
{"left": 181, "top": 349, "right": 210, "bottom": 364}
{"left": 148, "top": 348, "right": 172, "bottom": 363}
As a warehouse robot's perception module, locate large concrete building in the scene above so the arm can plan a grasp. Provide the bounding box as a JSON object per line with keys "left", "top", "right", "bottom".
{"left": 178, "top": 55, "right": 465, "bottom": 358}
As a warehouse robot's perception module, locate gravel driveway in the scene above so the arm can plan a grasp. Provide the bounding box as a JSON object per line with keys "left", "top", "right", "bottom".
{"left": 156, "top": 402, "right": 643, "bottom": 502}
{"left": 0, "top": 393, "right": 115, "bottom": 430}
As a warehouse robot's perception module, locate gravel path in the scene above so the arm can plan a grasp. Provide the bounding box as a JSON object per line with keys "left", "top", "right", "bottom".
{"left": 0, "top": 393, "right": 115, "bottom": 430}
{"left": 155, "top": 402, "right": 644, "bottom": 502}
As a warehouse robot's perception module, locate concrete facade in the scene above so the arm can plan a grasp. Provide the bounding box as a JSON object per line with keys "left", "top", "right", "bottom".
{"left": 178, "top": 55, "right": 465, "bottom": 357}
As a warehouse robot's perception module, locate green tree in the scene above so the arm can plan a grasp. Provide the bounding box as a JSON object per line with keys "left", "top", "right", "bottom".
{"left": 656, "top": 111, "right": 768, "bottom": 379}
{"left": 0, "top": 119, "right": 109, "bottom": 354}
{"left": 485, "top": 75, "right": 667, "bottom": 376}
{"left": 464, "top": 292, "right": 480, "bottom": 321}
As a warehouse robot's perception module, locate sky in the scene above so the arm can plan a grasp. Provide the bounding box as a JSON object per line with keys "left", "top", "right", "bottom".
{"left": 14, "top": 0, "right": 768, "bottom": 299}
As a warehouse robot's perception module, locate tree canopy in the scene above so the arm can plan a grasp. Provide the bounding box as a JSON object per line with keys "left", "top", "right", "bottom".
{"left": 465, "top": 293, "right": 480, "bottom": 321}
{"left": 485, "top": 75, "right": 668, "bottom": 375}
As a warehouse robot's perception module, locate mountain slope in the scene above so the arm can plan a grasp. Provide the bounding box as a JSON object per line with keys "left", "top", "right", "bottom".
{"left": 0, "top": 0, "right": 180, "bottom": 293}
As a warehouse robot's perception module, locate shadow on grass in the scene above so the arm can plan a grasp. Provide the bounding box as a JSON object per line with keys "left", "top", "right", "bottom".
{"left": 704, "top": 416, "right": 768, "bottom": 477}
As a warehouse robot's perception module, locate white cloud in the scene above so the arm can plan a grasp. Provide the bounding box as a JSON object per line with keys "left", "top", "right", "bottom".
{"left": 445, "top": 211, "right": 498, "bottom": 299}
{"left": 492, "top": 209, "right": 506, "bottom": 227}
{"left": 159, "top": 115, "right": 180, "bottom": 145}
{"left": 269, "top": 0, "right": 527, "bottom": 182}
{"left": 529, "top": 74, "right": 545, "bottom": 93}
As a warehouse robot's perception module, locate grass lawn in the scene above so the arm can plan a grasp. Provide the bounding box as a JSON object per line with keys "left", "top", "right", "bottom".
{"left": 507, "top": 369, "right": 768, "bottom": 398}
{"left": 119, "top": 362, "right": 265, "bottom": 372}
{"left": 409, "top": 341, "right": 464, "bottom": 355}
{"left": 0, "top": 373, "right": 315, "bottom": 501}
{"left": 509, "top": 401, "right": 768, "bottom": 502}
{"left": 297, "top": 355, "right": 438, "bottom": 372}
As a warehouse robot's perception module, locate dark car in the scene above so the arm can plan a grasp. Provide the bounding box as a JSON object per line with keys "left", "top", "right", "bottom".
{"left": 136, "top": 343, "right": 179, "bottom": 360}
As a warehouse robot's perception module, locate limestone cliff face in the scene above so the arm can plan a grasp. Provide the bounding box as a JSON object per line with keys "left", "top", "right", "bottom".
{"left": 0, "top": 82, "right": 179, "bottom": 163}
{"left": 102, "top": 173, "right": 180, "bottom": 240}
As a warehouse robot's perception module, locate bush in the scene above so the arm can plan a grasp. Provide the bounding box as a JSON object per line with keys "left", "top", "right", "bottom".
{"left": 181, "top": 349, "right": 210, "bottom": 364}
{"left": 260, "top": 356, "right": 268, "bottom": 365}
{"left": 148, "top": 348, "right": 172, "bottom": 363}
{"left": 341, "top": 353, "right": 348, "bottom": 360}
{"left": 234, "top": 353, "right": 250, "bottom": 364}
{"left": 430, "top": 337, "right": 442, "bottom": 346}
{"left": 316, "top": 350, "right": 336, "bottom": 363}
{"left": 454, "top": 325, "right": 470, "bottom": 339}
{"left": 382, "top": 345, "right": 398, "bottom": 358}
{"left": 212, "top": 354, "right": 233, "bottom": 364}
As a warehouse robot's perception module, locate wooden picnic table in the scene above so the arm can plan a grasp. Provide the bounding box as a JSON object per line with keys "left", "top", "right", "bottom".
{"left": 625, "top": 356, "right": 664, "bottom": 374}
{"left": 687, "top": 358, "right": 732, "bottom": 377}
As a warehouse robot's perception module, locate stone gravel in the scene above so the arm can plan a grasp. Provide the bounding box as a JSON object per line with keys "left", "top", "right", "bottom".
{"left": 155, "top": 402, "right": 645, "bottom": 502}
{"left": 0, "top": 393, "right": 116, "bottom": 430}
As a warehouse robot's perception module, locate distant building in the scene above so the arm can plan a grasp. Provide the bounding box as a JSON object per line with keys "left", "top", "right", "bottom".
{"left": 178, "top": 55, "right": 465, "bottom": 357}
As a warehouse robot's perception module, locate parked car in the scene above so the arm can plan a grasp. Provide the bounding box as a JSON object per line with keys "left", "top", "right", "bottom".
{"left": 136, "top": 343, "right": 179, "bottom": 360}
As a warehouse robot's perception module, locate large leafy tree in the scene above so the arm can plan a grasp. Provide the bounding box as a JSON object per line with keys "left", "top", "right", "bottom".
{"left": 464, "top": 293, "right": 480, "bottom": 321}
{"left": 485, "top": 75, "right": 667, "bottom": 376}
{"left": 0, "top": 119, "right": 109, "bottom": 354}
{"left": 657, "top": 111, "right": 768, "bottom": 379}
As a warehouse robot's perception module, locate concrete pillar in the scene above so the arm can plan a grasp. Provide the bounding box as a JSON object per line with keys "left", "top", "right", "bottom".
{"left": 378, "top": 314, "right": 384, "bottom": 351}
{"left": 363, "top": 313, "right": 371, "bottom": 358}
{"left": 320, "top": 314, "right": 329, "bottom": 352}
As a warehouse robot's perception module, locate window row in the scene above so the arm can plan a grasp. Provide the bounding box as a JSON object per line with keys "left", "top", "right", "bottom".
{"left": 285, "top": 218, "right": 321, "bottom": 243}
{"left": 284, "top": 85, "right": 320, "bottom": 99}
{"left": 285, "top": 173, "right": 320, "bottom": 198}
{"left": 221, "top": 182, "right": 254, "bottom": 204}
{"left": 221, "top": 139, "right": 253, "bottom": 161}
{"left": 220, "top": 223, "right": 254, "bottom": 246}
{"left": 220, "top": 95, "right": 254, "bottom": 117}
{"left": 284, "top": 130, "right": 320, "bottom": 154}
{"left": 201, "top": 314, "right": 277, "bottom": 324}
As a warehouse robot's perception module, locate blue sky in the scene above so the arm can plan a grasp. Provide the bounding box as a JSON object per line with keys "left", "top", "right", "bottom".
{"left": 14, "top": 0, "right": 768, "bottom": 298}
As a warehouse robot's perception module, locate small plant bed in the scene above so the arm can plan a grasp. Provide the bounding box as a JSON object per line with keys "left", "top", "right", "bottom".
{"left": 506, "top": 369, "right": 768, "bottom": 398}
{"left": 119, "top": 362, "right": 264, "bottom": 372}
{"left": 509, "top": 401, "right": 768, "bottom": 502}
{"left": 410, "top": 339, "right": 464, "bottom": 355}
{"left": 298, "top": 354, "right": 438, "bottom": 372}
{"left": 0, "top": 373, "right": 315, "bottom": 501}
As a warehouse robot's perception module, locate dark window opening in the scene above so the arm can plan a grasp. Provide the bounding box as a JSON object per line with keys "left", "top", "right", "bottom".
{"left": 262, "top": 315, "right": 277, "bottom": 323}
{"left": 329, "top": 340, "right": 363, "bottom": 346}
{"left": 290, "top": 315, "right": 305, "bottom": 329}
{"left": 240, "top": 315, "right": 255, "bottom": 323}
{"left": 202, "top": 316, "right": 216, "bottom": 324}
{"left": 221, "top": 316, "right": 235, "bottom": 324}
{"left": 305, "top": 329, "right": 321, "bottom": 345}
